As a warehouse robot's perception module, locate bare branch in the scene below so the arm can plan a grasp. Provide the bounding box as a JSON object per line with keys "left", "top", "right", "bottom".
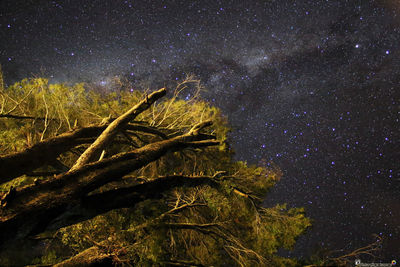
{"left": 3, "top": 87, "right": 34, "bottom": 115}
{"left": 188, "top": 120, "right": 213, "bottom": 135}
{"left": 40, "top": 94, "right": 49, "bottom": 141}
{"left": 321, "top": 235, "right": 383, "bottom": 266}
{"left": 70, "top": 87, "right": 166, "bottom": 171}
{"left": 130, "top": 201, "right": 207, "bottom": 233}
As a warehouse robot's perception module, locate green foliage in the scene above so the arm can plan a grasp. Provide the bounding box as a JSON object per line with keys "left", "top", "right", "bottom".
{"left": 32, "top": 250, "right": 59, "bottom": 265}
{"left": 0, "top": 74, "right": 311, "bottom": 266}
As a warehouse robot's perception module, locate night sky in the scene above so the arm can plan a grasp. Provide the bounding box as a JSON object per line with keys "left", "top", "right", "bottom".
{"left": 0, "top": 0, "right": 399, "bottom": 261}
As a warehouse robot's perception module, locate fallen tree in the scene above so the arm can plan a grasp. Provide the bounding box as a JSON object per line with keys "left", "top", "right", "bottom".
{"left": 0, "top": 76, "right": 310, "bottom": 266}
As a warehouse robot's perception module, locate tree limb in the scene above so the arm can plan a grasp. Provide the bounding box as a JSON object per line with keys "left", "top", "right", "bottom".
{"left": 70, "top": 87, "right": 167, "bottom": 171}
{"left": 53, "top": 246, "right": 113, "bottom": 267}
{"left": 0, "top": 122, "right": 169, "bottom": 183}
{"left": 0, "top": 123, "right": 218, "bottom": 244}
{"left": 0, "top": 125, "right": 106, "bottom": 183}
{"left": 45, "top": 176, "right": 222, "bottom": 232}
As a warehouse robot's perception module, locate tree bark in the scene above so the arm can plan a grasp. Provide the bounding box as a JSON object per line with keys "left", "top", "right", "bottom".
{"left": 0, "top": 125, "right": 105, "bottom": 183}
{"left": 0, "top": 123, "right": 169, "bottom": 183}
{"left": 70, "top": 87, "right": 166, "bottom": 171}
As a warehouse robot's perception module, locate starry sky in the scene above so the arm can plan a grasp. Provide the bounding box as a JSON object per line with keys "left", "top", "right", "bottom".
{"left": 0, "top": 0, "right": 399, "bottom": 261}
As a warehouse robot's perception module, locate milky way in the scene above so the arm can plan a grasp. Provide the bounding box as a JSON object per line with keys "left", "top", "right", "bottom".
{"left": 0, "top": 0, "right": 399, "bottom": 260}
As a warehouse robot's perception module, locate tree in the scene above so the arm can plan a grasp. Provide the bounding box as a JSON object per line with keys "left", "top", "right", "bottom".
{"left": 0, "top": 74, "right": 311, "bottom": 266}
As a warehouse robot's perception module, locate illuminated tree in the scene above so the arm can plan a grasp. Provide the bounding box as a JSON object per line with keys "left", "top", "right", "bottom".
{"left": 0, "top": 74, "right": 310, "bottom": 266}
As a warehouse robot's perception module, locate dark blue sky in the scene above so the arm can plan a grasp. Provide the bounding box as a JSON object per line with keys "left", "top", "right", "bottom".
{"left": 1, "top": 0, "right": 399, "bottom": 261}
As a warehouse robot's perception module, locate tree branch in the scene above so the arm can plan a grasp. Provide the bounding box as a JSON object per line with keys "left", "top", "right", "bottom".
{"left": 129, "top": 201, "right": 207, "bottom": 233}
{"left": 0, "top": 124, "right": 218, "bottom": 244}
{"left": 70, "top": 87, "right": 167, "bottom": 171}
{"left": 126, "top": 123, "right": 168, "bottom": 139}
{"left": 0, "top": 114, "right": 50, "bottom": 120}
{"left": 0, "top": 122, "right": 169, "bottom": 183}
{"left": 44, "top": 176, "right": 222, "bottom": 232}
{"left": 53, "top": 246, "right": 113, "bottom": 267}
{"left": 0, "top": 125, "right": 106, "bottom": 183}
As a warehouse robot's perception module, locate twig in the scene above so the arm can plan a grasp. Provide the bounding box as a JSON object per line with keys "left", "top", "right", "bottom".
{"left": 4, "top": 87, "right": 34, "bottom": 115}
{"left": 40, "top": 94, "right": 49, "bottom": 141}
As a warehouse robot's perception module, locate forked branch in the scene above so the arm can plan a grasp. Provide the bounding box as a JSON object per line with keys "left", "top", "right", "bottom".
{"left": 70, "top": 87, "right": 166, "bottom": 171}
